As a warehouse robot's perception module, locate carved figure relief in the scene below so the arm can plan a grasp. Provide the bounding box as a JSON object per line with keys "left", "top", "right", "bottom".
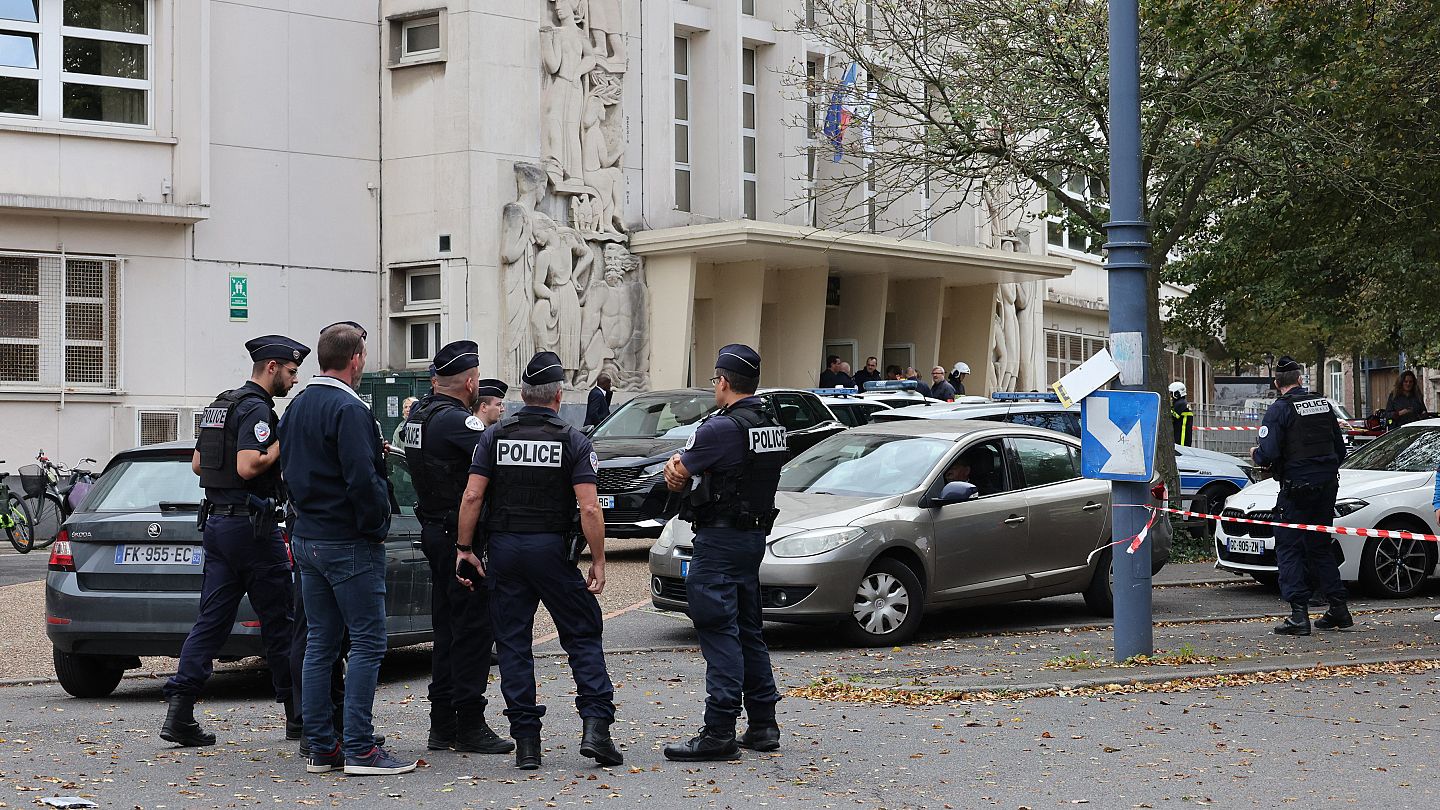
{"left": 988, "top": 281, "right": 1044, "bottom": 393}
{"left": 498, "top": 0, "right": 647, "bottom": 390}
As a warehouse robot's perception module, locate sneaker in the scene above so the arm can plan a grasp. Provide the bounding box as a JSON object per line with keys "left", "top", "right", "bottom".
{"left": 306, "top": 743, "right": 344, "bottom": 774}
{"left": 344, "top": 746, "right": 418, "bottom": 776}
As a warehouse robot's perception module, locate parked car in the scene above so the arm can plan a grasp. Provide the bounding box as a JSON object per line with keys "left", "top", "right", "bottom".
{"left": 590, "top": 388, "right": 846, "bottom": 538}
{"left": 1214, "top": 418, "right": 1440, "bottom": 596}
{"left": 649, "top": 420, "right": 1172, "bottom": 646}
{"left": 851, "top": 380, "right": 989, "bottom": 409}
{"left": 45, "top": 441, "right": 434, "bottom": 698}
{"left": 815, "top": 393, "right": 892, "bottom": 427}
{"left": 874, "top": 395, "right": 1259, "bottom": 516}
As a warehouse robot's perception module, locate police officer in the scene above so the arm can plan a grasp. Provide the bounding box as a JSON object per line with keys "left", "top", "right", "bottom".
{"left": 161, "top": 335, "right": 308, "bottom": 747}
{"left": 400, "top": 341, "right": 513, "bottom": 755}
{"left": 1252, "top": 355, "right": 1352, "bottom": 635}
{"left": 454, "top": 351, "right": 623, "bottom": 770}
{"left": 1170, "top": 381, "right": 1195, "bottom": 447}
{"left": 661, "top": 344, "right": 785, "bottom": 762}
{"left": 473, "top": 378, "right": 509, "bottom": 427}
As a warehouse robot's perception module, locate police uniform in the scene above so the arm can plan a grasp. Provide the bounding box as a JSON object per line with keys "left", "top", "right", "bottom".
{"left": 468, "top": 351, "right": 621, "bottom": 769}
{"left": 400, "top": 341, "right": 512, "bottom": 754}
{"left": 663, "top": 344, "right": 785, "bottom": 762}
{"left": 1253, "top": 356, "right": 1351, "bottom": 634}
{"left": 161, "top": 335, "right": 308, "bottom": 748}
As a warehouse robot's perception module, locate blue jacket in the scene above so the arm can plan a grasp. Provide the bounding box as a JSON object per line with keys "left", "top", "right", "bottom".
{"left": 279, "top": 376, "right": 391, "bottom": 542}
{"left": 585, "top": 385, "right": 612, "bottom": 426}
{"left": 1252, "top": 386, "right": 1346, "bottom": 485}
{"left": 1432, "top": 468, "right": 1439, "bottom": 512}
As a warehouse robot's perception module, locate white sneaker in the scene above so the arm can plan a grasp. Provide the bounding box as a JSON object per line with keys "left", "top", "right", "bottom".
{"left": 1433, "top": 612, "right": 1440, "bottom": 622}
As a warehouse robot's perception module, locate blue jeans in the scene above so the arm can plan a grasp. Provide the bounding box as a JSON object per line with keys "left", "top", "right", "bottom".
{"left": 292, "top": 536, "right": 387, "bottom": 758}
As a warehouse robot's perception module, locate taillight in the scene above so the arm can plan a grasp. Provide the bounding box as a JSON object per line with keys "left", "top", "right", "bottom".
{"left": 48, "top": 532, "right": 75, "bottom": 572}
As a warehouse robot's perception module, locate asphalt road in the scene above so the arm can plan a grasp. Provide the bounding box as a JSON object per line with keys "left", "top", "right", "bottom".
{"left": 0, "top": 545, "right": 50, "bottom": 587}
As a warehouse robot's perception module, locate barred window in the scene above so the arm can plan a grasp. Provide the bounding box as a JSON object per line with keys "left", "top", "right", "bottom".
{"left": 1045, "top": 329, "right": 1108, "bottom": 385}
{"left": 138, "top": 409, "right": 177, "bottom": 445}
{"left": 0, "top": 252, "right": 120, "bottom": 390}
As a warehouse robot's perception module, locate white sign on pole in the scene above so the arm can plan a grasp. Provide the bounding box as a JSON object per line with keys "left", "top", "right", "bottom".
{"left": 1050, "top": 348, "right": 1121, "bottom": 407}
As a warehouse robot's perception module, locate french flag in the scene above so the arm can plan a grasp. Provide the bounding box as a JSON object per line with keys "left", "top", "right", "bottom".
{"left": 822, "top": 62, "right": 859, "bottom": 163}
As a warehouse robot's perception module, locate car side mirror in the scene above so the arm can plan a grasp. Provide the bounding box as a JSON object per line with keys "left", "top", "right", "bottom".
{"left": 933, "top": 481, "right": 978, "bottom": 506}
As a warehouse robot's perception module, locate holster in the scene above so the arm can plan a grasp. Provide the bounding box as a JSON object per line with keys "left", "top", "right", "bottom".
{"left": 246, "top": 494, "right": 282, "bottom": 542}
{"left": 196, "top": 500, "right": 212, "bottom": 532}
{"left": 565, "top": 515, "right": 586, "bottom": 563}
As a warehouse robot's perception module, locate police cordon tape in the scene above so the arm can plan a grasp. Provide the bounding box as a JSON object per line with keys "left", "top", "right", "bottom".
{"left": 1086, "top": 502, "right": 1440, "bottom": 566}
{"left": 1192, "top": 425, "right": 1261, "bottom": 431}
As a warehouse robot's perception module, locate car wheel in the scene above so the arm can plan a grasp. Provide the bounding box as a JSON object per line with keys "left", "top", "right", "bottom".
{"left": 1082, "top": 547, "right": 1114, "bottom": 616}
{"left": 845, "top": 558, "right": 925, "bottom": 647}
{"left": 1197, "top": 483, "right": 1239, "bottom": 536}
{"left": 1359, "top": 521, "right": 1434, "bottom": 599}
{"left": 53, "top": 648, "right": 125, "bottom": 698}
{"left": 1250, "top": 571, "right": 1279, "bottom": 588}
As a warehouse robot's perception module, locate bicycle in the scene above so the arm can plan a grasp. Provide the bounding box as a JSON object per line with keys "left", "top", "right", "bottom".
{"left": 0, "top": 461, "right": 36, "bottom": 553}
{"left": 18, "top": 451, "right": 97, "bottom": 551}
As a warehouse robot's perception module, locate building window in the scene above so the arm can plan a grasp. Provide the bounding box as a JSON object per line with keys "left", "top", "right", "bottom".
{"left": 1045, "top": 330, "right": 1108, "bottom": 385}
{"left": 741, "top": 0, "right": 755, "bottom": 15}
{"left": 406, "top": 267, "right": 441, "bottom": 307}
{"left": 862, "top": 69, "right": 876, "bottom": 232}
{"left": 805, "top": 57, "right": 820, "bottom": 227}
{"left": 0, "top": 251, "right": 120, "bottom": 390}
{"left": 0, "top": 0, "right": 152, "bottom": 126}
{"left": 1327, "top": 360, "right": 1344, "bottom": 401}
{"left": 741, "top": 46, "right": 757, "bottom": 220}
{"left": 402, "top": 15, "right": 440, "bottom": 58}
{"left": 1046, "top": 171, "right": 1107, "bottom": 256}
{"left": 673, "top": 35, "right": 691, "bottom": 213}
{"left": 407, "top": 318, "right": 441, "bottom": 364}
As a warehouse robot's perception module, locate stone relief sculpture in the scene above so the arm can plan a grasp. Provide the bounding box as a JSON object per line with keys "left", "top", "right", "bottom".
{"left": 498, "top": 0, "right": 648, "bottom": 390}
{"left": 989, "top": 282, "right": 1042, "bottom": 393}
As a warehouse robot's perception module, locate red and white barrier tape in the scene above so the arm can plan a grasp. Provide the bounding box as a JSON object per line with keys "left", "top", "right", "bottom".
{"left": 1086, "top": 509, "right": 1158, "bottom": 564}
{"left": 1192, "top": 425, "right": 1261, "bottom": 431}
{"left": 1132, "top": 503, "right": 1440, "bottom": 543}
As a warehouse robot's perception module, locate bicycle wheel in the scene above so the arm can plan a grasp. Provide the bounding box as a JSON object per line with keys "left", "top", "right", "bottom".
{"left": 22, "top": 492, "right": 64, "bottom": 550}
{"left": 5, "top": 492, "right": 34, "bottom": 553}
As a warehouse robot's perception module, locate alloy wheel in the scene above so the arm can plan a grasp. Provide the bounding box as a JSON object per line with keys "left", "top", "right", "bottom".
{"left": 1372, "top": 536, "right": 1428, "bottom": 596}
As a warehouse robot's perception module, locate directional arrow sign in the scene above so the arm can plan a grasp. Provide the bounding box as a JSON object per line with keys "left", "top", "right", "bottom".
{"left": 1080, "top": 390, "right": 1161, "bottom": 482}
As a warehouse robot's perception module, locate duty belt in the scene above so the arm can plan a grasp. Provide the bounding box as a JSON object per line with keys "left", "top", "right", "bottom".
{"left": 209, "top": 503, "right": 258, "bottom": 516}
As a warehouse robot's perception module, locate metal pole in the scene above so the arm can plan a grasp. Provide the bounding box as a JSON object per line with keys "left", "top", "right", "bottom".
{"left": 1105, "top": 0, "right": 1154, "bottom": 661}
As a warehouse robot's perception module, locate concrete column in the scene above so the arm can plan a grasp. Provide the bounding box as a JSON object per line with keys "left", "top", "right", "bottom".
{"left": 764, "top": 266, "right": 828, "bottom": 388}
{"left": 708, "top": 260, "right": 766, "bottom": 349}
{"left": 646, "top": 252, "right": 698, "bottom": 389}
{"left": 888, "top": 278, "right": 946, "bottom": 372}
{"left": 940, "top": 284, "right": 999, "bottom": 394}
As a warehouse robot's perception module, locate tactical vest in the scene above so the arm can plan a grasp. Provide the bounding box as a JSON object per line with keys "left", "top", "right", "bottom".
{"left": 1280, "top": 389, "right": 1336, "bottom": 464}
{"left": 692, "top": 404, "right": 787, "bottom": 532}
{"left": 196, "top": 386, "right": 281, "bottom": 497}
{"left": 485, "top": 412, "right": 577, "bottom": 534}
{"left": 402, "top": 395, "right": 472, "bottom": 525}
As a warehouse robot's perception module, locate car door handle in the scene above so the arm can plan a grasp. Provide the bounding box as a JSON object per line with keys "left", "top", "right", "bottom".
{"left": 1003, "top": 515, "right": 1026, "bottom": 525}
{"left": 1082, "top": 502, "right": 1104, "bottom": 512}
{"left": 411, "top": 539, "right": 424, "bottom": 548}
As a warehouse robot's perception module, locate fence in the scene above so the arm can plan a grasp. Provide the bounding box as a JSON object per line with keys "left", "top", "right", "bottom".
{"left": 1190, "top": 404, "right": 1263, "bottom": 458}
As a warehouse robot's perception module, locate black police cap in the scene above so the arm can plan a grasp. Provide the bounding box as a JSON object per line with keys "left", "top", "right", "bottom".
{"left": 246, "top": 335, "right": 310, "bottom": 364}
{"left": 715, "top": 343, "right": 761, "bottom": 375}
{"left": 1275, "top": 355, "right": 1302, "bottom": 374}
{"left": 477, "top": 378, "right": 508, "bottom": 398}
{"left": 433, "top": 340, "right": 480, "bottom": 375}
{"left": 522, "top": 351, "right": 566, "bottom": 385}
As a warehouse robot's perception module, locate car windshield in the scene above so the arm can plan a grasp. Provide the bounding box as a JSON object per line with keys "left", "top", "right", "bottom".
{"left": 591, "top": 392, "right": 717, "bottom": 440}
{"left": 83, "top": 457, "right": 203, "bottom": 512}
{"left": 779, "top": 433, "right": 952, "bottom": 497}
{"left": 1342, "top": 426, "right": 1440, "bottom": 472}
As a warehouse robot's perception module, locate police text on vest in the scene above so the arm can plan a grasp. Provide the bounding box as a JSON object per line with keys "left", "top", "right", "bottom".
{"left": 401, "top": 423, "right": 422, "bottom": 448}
{"left": 496, "top": 439, "right": 564, "bottom": 467}
{"left": 1293, "top": 399, "right": 1332, "bottom": 417}
{"left": 748, "top": 427, "right": 787, "bottom": 453}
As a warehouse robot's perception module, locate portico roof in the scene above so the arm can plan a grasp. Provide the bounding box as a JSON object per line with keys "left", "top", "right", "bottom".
{"left": 628, "top": 220, "right": 1072, "bottom": 285}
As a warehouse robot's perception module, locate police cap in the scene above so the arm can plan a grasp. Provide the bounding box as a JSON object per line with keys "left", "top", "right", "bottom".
{"left": 433, "top": 340, "right": 480, "bottom": 375}
{"left": 715, "top": 343, "right": 761, "bottom": 376}
{"left": 477, "top": 379, "right": 509, "bottom": 398}
{"left": 1275, "top": 355, "right": 1302, "bottom": 374}
{"left": 522, "top": 351, "right": 566, "bottom": 385}
{"left": 246, "top": 335, "right": 310, "bottom": 364}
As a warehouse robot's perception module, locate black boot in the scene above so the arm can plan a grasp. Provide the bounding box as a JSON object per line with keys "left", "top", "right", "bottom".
{"left": 1315, "top": 602, "right": 1354, "bottom": 630}
{"left": 284, "top": 698, "right": 302, "bottom": 741}
{"left": 738, "top": 723, "right": 781, "bottom": 752}
{"left": 427, "top": 703, "right": 457, "bottom": 750}
{"left": 455, "top": 708, "right": 515, "bottom": 754}
{"left": 580, "top": 718, "right": 623, "bottom": 766}
{"left": 1273, "top": 602, "right": 1312, "bottom": 635}
{"left": 160, "top": 695, "right": 216, "bottom": 747}
{"left": 663, "top": 728, "right": 741, "bottom": 762}
{"left": 514, "top": 736, "right": 542, "bottom": 770}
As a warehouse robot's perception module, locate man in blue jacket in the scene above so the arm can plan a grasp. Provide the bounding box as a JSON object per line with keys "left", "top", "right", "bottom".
{"left": 585, "top": 372, "right": 613, "bottom": 427}
{"left": 280, "top": 321, "right": 416, "bottom": 776}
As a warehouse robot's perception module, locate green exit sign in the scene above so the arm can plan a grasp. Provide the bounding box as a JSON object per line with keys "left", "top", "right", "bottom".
{"left": 229, "top": 273, "right": 248, "bottom": 321}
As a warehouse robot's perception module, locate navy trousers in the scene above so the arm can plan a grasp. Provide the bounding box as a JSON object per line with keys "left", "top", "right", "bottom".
{"left": 486, "top": 531, "right": 614, "bottom": 738}
{"left": 421, "top": 521, "right": 494, "bottom": 711}
{"left": 687, "top": 527, "right": 780, "bottom": 733}
{"left": 165, "top": 515, "right": 293, "bottom": 702}
{"left": 1275, "top": 481, "right": 1347, "bottom": 606}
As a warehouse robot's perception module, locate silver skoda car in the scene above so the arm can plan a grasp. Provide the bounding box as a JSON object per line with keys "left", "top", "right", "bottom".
{"left": 649, "top": 420, "right": 1171, "bottom": 646}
